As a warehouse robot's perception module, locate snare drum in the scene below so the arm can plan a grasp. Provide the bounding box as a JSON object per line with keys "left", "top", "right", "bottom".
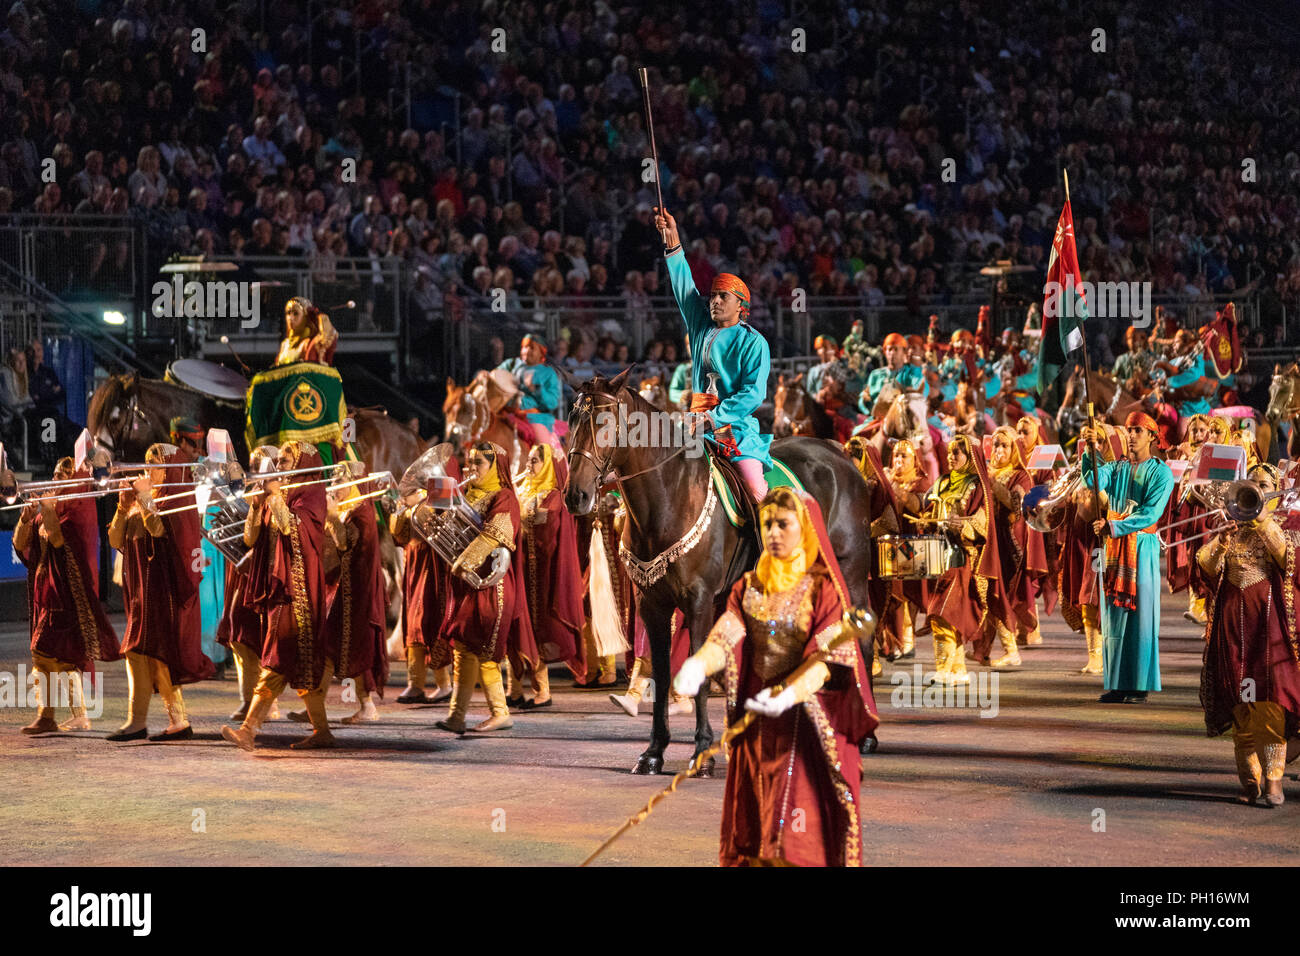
{"left": 875, "top": 534, "right": 962, "bottom": 579}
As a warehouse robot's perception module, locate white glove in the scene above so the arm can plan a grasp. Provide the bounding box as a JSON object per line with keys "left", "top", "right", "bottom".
{"left": 673, "top": 657, "right": 707, "bottom": 697}
{"left": 745, "top": 686, "right": 798, "bottom": 718}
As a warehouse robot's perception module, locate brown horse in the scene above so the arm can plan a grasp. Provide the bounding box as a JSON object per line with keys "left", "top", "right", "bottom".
{"left": 564, "top": 370, "right": 877, "bottom": 775}
{"left": 772, "top": 373, "right": 835, "bottom": 438}
{"left": 442, "top": 377, "right": 526, "bottom": 470}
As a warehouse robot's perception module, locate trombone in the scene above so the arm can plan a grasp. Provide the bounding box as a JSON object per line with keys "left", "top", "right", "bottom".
{"left": 1155, "top": 479, "right": 1299, "bottom": 550}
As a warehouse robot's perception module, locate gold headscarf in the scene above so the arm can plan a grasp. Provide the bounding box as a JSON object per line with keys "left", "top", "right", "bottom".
{"left": 464, "top": 444, "right": 503, "bottom": 505}
{"left": 890, "top": 438, "right": 922, "bottom": 487}
{"left": 755, "top": 489, "right": 820, "bottom": 596}
{"left": 990, "top": 426, "right": 1024, "bottom": 481}
{"left": 519, "top": 443, "right": 558, "bottom": 499}
{"left": 1184, "top": 413, "right": 1210, "bottom": 455}
{"left": 1208, "top": 416, "right": 1231, "bottom": 445}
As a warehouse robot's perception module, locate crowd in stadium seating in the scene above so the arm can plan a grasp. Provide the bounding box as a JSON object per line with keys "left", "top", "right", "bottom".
{"left": 1, "top": 0, "right": 1298, "bottom": 350}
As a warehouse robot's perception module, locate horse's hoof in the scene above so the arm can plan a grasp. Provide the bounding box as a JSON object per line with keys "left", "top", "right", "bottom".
{"left": 692, "top": 756, "right": 716, "bottom": 778}
{"left": 632, "top": 755, "right": 664, "bottom": 775}
{"left": 860, "top": 735, "right": 879, "bottom": 755}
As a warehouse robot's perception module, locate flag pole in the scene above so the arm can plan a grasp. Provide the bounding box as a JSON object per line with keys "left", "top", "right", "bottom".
{"left": 1064, "top": 169, "right": 1108, "bottom": 590}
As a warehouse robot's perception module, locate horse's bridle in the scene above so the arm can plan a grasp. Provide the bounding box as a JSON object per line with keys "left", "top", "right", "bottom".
{"left": 566, "top": 387, "right": 696, "bottom": 511}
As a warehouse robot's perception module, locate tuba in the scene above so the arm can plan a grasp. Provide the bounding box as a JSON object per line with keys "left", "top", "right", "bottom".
{"left": 398, "top": 444, "right": 510, "bottom": 589}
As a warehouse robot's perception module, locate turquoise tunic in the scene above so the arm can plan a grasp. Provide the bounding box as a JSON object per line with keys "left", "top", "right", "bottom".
{"left": 861, "top": 363, "right": 927, "bottom": 413}
{"left": 199, "top": 507, "right": 227, "bottom": 666}
{"left": 1166, "top": 355, "right": 1212, "bottom": 417}
{"left": 668, "top": 362, "right": 691, "bottom": 405}
{"left": 1082, "top": 453, "right": 1175, "bottom": 692}
{"left": 665, "top": 250, "right": 772, "bottom": 466}
{"left": 498, "top": 358, "right": 562, "bottom": 430}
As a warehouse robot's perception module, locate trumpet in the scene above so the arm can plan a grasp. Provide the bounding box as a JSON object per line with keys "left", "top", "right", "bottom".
{"left": 1020, "top": 462, "right": 1085, "bottom": 533}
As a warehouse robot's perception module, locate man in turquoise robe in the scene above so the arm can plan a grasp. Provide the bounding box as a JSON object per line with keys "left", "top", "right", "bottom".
{"left": 498, "top": 334, "right": 562, "bottom": 436}
{"left": 1158, "top": 331, "right": 1214, "bottom": 418}
{"left": 656, "top": 207, "right": 772, "bottom": 501}
{"left": 862, "top": 332, "right": 927, "bottom": 414}
{"left": 1082, "top": 411, "right": 1175, "bottom": 703}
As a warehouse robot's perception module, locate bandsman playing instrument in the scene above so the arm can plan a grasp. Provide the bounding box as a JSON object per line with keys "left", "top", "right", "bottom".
{"left": 1167, "top": 413, "right": 1213, "bottom": 624}
{"left": 435, "top": 441, "right": 538, "bottom": 734}
{"left": 107, "top": 443, "right": 213, "bottom": 741}
{"left": 983, "top": 426, "right": 1048, "bottom": 667}
{"left": 513, "top": 443, "right": 583, "bottom": 709}
{"left": 15, "top": 457, "right": 121, "bottom": 734}
{"left": 222, "top": 441, "right": 333, "bottom": 750}
{"left": 1197, "top": 463, "right": 1300, "bottom": 806}
{"left": 913, "top": 434, "right": 1011, "bottom": 685}
{"left": 320, "top": 477, "right": 390, "bottom": 723}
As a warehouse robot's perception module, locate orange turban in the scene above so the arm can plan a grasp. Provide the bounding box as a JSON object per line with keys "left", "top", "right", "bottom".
{"left": 883, "top": 332, "right": 907, "bottom": 349}
{"left": 1126, "top": 411, "right": 1160, "bottom": 436}
{"left": 711, "top": 273, "right": 750, "bottom": 313}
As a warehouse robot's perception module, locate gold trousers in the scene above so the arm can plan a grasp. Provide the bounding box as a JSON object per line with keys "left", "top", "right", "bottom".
{"left": 449, "top": 648, "right": 509, "bottom": 721}
{"left": 230, "top": 642, "right": 261, "bottom": 705}
{"left": 250, "top": 658, "right": 334, "bottom": 734}
{"left": 1233, "top": 702, "right": 1287, "bottom": 784}
{"left": 124, "top": 651, "right": 185, "bottom": 726}
{"left": 30, "top": 652, "right": 84, "bottom": 720}
{"left": 930, "top": 617, "right": 967, "bottom": 678}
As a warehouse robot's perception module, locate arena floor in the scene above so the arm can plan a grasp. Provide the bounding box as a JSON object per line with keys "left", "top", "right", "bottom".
{"left": 1, "top": 601, "right": 1297, "bottom": 867}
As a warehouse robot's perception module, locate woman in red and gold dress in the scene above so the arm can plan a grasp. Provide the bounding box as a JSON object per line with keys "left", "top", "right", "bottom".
{"left": 845, "top": 436, "right": 901, "bottom": 676}
{"left": 391, "top": 454, "right": 459, "bottom": 704}
{"left": 513, "top": 443, "right": 583, "bottom": 709}
{"left": 982, "top": 426, "right": 1048, "bottom": 667}
{"left": 1197, "top": 463, "right": 1300, "bottom": 806}
{"left": 221, "top": 441, "right": 332, "bottom": 751}
{"left": 435, "top": 441, "right": 537, "bottom": 734}
{"left": 673, "top": 488, "right": 877, "bottom": 867}
{"left": 275, "top": 296, "right": 338, "bottom": 367}
{"left": 107, "top": 443, "right": 213, "bottom": 741}
{"left": 321, "top": 478, "right": 390, "bottom": 723}
{"left": 914, "top": 433, "right": 1012, "bottom": 685}
{"left": 217, "top": 446, "right": 278, "bottom": 722}
{"left": 15, "top": 457, "right": 120, "bottom": 734}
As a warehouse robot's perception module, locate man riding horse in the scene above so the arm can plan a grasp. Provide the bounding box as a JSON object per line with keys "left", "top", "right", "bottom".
{"left": 655, "top": 207, "right": 770, "bottom": 503}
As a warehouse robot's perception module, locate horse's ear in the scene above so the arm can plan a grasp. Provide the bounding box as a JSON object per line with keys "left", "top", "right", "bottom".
{"left": 445, "top": 377, "right": 458, "bottom": 393}
{"left": 407, "top": 417, "right": 420, "bottom": 434}
{"left": 557, "top": 365, "right": 580, "bottom": 389}
{"left": 608, "top": 367, "right": 632, "bottom": 392}
{"left": 1276, "top": 363, "right": 1282, "bottom": 375}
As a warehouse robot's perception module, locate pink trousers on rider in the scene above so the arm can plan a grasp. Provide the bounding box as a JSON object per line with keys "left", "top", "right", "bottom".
{"left": 735, "top": 457, "right": 769, "bottom": 504}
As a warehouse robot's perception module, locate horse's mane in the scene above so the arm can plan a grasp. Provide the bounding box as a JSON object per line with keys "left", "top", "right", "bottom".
{"left": 87, "top": 372, "right": 131, "bottom": 434}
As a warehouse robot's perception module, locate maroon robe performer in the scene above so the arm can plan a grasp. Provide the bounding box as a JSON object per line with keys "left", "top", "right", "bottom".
{"left": 107, "top": 443, "right": 212, "bottom": 742}
{"left": 1197, "top": 463, "right": 1300, "bottom": 806}
{"left": 435, "top": 441, "right": 538, "bottom": 734}
{"left": 981, "top": 426, "right": 1048, "bottom": 667}
{"left": 1058, "top": 425, "right": 1128, "bottom": 675}
{"left": 391, "top": 453, "right": 460, "bottom": 704}
{"left": 217, "top": 446, "right": 275, "bottom": 722}
{"left": 15, "top": 458, "right": 120, "bottom": 734}
{"left": 674, "top": 488, "right": 877, "bottom": 866}
{"left": 845, "top": 436, "right": 902, "bottom": 672}
{"left": 512, "top": 443, "right": 583, "bottom": 708}
{"left": 322, "top": 479, "right": 391, "bottom": 722}
{"left": 916, "top": 433, "right": 1012, "bottom": 684}
{"left": 222, "top": 441, "right": 333, "bottom": 751}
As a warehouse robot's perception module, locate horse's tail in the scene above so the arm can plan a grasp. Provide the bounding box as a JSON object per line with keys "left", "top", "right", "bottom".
{"left": 87, "top": 372, "right": 131, "bottom": 435}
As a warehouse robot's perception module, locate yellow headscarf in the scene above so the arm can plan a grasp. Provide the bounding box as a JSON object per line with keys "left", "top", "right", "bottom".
{"left": 943, "top": 433, "right": 977, "bottom": 497}
{"left": 990, "top": 426, "right": 1024, "bottom": 481}
{"left": 519, "top": 443, "right": 558, "bottom": 499}
{"left": 463, "top": 444, "right": 502, "bottom": 505}
{"left": 755, "top": 490, "right": 820, "bottom": 596}
{"left": 1184, "top": 413, "right": 1210, "bottom": 455}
